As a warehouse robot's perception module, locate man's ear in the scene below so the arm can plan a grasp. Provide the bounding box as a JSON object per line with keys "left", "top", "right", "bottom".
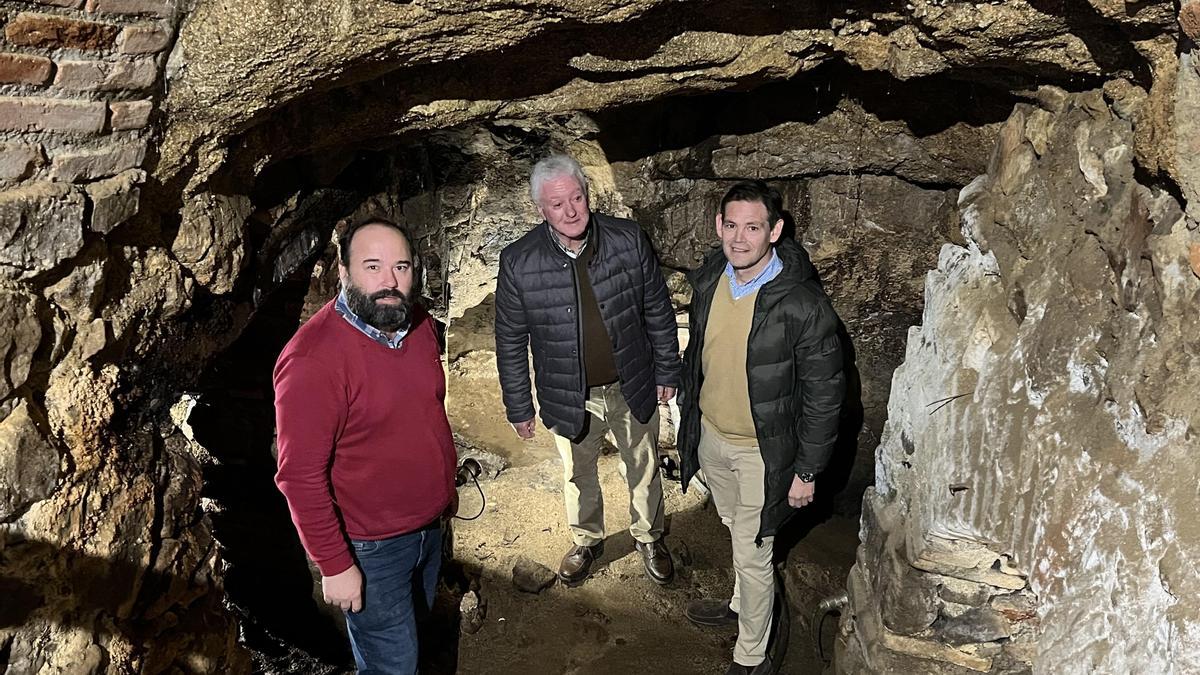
{"left": 769, "top": 219, "right": 784, "bottom": 243}
{"left": 714, "top": 212, "right": 723, "bottom": 238}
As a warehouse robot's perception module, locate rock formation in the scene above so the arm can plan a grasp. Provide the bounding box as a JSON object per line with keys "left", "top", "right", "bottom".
{"left": 0, "top": 0, "right": 1196, "bottom": 672}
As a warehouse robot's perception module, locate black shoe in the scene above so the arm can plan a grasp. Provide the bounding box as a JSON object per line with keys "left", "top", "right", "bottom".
{"left": 557, "top": 542, "right": 603, "bottom": 586}
{"left": 635, "top": 539, "right": 674, "bottom": 585}
{"left": 725, "top": 656, "right": 772, "bottom": 675}
{"left": 686, "top": 598, "right": 738, "bottom": 627}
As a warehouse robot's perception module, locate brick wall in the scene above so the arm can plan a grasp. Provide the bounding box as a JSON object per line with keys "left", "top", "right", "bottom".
{"left": 0, "top": 0, "right": 179, "bottom": 248}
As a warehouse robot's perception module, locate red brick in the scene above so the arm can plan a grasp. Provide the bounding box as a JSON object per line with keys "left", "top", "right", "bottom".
{"left": 0, "top": 96, "right": 106, "bottom": 134}
{"left": 86, "top": 0, "right": 171, "bottom": 17}
{"left": 54, "top": 58, "right": 158, "bottom": 91}
{"left": 4, "top": 13, "right": 119, "bottom": 51}
{"left": 109, "top": 99, "right": 152, "bottom": 129}
{"left": 0, "top": 53, "right": 53, "bottom": 86}
{"left": 1182, "top": 2, "right": 1200, "bottom": 41}
{"left": 117, "top": 23, "right": 171, "bottom": 54}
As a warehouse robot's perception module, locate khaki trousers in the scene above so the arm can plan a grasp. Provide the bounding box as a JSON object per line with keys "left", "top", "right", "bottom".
{"left": 698, "top": 420, "right": 774, "bottom": 667}
{"left": 552, "top": 382, "right": 665, "bottom": 547}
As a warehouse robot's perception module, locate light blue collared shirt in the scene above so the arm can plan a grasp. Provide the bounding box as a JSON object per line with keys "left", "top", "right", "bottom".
{"left": 724, "top": 249, "right": 783, "bottom": 300}
{"left": 335, "top": 290, "right": 408, "bottom": 349}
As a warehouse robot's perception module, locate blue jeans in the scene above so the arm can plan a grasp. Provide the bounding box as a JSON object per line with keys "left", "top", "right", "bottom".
{"left": 345, "top": 524, "right": 442, "bottom": 674}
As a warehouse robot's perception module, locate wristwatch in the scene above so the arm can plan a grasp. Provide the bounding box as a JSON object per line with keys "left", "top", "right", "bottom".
{"left": 798, "top": 472, "right": 815, "bottom": 484}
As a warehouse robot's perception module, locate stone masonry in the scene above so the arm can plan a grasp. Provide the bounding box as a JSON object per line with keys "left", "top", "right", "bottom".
{"left": 0, "top": 1, "right": 173, "bottom": 248}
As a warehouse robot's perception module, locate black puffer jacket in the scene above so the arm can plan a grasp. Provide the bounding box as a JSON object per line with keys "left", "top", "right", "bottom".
{"left": 495, "top": 213, "right": 681, "bottom": 439}
{"left": 678, "top": 238, "right": 844, "bottom": 540}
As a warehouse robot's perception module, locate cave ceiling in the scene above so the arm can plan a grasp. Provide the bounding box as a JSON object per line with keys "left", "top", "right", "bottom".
{"left": 160, "top": 0, "right": 1180, "bottom": 193}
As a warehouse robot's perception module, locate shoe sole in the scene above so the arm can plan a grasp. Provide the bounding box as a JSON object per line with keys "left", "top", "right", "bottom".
{"left": 686, "top": 615, "right": 739, "bottom": 628}
{"left": 646, "top": 571, "right": 674, "bottom": 586}
{"left": 685, "top": 607, "right": 738, "bottom": 627}
{"left": 558, "top": 574, "right": 590, "bottom": 588}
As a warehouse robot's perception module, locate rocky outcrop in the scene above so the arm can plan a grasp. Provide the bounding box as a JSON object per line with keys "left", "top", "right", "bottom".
{"left": 838, "top": 87, "right": 1200, "bottom": 673}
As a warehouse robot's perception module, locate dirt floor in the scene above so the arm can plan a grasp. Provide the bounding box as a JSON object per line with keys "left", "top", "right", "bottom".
{"left": 445, "top": 451, "right": 859, "bottom": 675}
{"left": 441, "top": 328, "right": 860, "bottom": 675}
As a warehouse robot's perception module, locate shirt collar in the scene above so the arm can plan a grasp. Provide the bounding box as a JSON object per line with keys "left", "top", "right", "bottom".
{"left": 723, "top": 249, "right": 783, "bottom": 300}
{"left": 550, "top": 216, "right": 592, "bottom": 259}
{"left": 335, "top": 289, "right": 408, "bottom": 349}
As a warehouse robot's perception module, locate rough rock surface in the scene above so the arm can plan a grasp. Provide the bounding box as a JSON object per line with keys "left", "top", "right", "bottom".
{"left": 839, "top": 89, "right": 1200, "bottom": 672}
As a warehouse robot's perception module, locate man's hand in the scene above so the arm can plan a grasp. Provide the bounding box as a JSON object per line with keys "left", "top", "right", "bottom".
{"left": 321, "top": 565, "right": 363, "bottom": 613}
{"left": 788, "top": 476, "right": 815, "bottom": 508}
{"left": 657, "top": 385, "right": 676, "bottom": 403}
{"left": 512, "top": 418, "right": 536, "bottom": 439}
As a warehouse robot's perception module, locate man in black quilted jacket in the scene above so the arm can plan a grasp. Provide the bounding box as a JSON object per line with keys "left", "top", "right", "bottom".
{"left": 677, "top": 180, "right": 844, "bottom": 675}
{"left": 494, "top": 153, "right": 681, "bottom": 587}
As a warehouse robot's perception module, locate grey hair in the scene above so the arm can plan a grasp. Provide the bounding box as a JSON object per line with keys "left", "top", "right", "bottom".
{"left": 529, "top": 154, "right": 589, "bottom": 204}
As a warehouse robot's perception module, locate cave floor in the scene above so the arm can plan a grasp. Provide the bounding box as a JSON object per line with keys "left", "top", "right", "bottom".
{"left": 446, "top": 451, "right": 858, "bottom": 675}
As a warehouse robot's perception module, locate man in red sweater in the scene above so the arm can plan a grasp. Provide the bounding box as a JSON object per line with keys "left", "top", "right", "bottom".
{"left": 273, "top": 217, "right": 456, "bottom": 674}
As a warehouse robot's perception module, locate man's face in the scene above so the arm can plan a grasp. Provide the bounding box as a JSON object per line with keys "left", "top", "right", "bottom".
{"left": 536, "top": 174, "right": 590, "bottom": 243}
{"left": 716, "top": 199, "right": 783, "bottom": 271}
{"left": 339, "top": 223, "right": 416, "bottom": 333}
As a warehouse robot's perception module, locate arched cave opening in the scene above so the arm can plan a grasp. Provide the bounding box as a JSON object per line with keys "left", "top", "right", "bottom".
{"left": 174, "top": 61, "right": 1032, "bottom": 673}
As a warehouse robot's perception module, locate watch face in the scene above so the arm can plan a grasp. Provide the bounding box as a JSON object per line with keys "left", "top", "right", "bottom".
{"left": 799, "top": 472, "right": 815, "bottom": 483}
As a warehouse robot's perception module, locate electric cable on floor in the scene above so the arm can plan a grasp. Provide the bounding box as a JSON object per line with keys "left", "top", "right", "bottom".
{"left": 453, "top": 459, "right": 486, "bottom": 521}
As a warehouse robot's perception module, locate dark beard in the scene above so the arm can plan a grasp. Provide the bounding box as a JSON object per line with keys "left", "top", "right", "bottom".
{"left": 345, "top": 283, "right": 413, "bottom": 334}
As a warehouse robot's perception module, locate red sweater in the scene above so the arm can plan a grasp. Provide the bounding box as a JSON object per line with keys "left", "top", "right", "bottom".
{"left": 273, "top": 300, "right": 455, "bottom": 576}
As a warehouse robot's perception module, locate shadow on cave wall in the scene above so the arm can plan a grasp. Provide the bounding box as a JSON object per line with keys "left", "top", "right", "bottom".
{"left": 0, "top": 537, "right": 238, "bottom": 672}
{"left": 187, "top": 267, "right": 355, "bottom": 670}
{"left": 591, "top": 61, "right": 1030, "bottom": 169}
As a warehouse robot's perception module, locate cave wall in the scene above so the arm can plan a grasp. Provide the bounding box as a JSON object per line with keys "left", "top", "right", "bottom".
{"left": 838, "top": 83, "right": 1200, "bottom": 675}
{"left": 0, "top": 1, "right": 252, "bottom": 672}
{"left": 0, "top": 0, "right": 1196, "bottom": 672}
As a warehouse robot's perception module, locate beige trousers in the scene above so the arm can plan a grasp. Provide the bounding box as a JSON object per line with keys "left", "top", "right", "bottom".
{"left": 698, "top": 420, "right": 774, "bottom": 667}
{"left": 552, "top": 382, "right": 665, "bottom": 547}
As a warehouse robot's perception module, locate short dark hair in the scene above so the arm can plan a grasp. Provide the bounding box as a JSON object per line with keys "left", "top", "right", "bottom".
{"left": 719, "top": 180, "right": 784, "bottom": 227}
{"left": 337, "top": 215, "right": 419, "bottom": 270}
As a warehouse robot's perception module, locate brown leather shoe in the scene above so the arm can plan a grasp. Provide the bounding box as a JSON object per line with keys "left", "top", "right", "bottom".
{"left": 634, "top": 538, "right": 674, "bottom": 585}
{"left": 558, "top": 542, "right": 603, "bottom": 586}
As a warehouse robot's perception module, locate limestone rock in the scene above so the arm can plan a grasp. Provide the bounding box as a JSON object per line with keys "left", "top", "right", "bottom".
{"left": 881, "top": 554, "right": 940, "bottom": 635}
{"left": 849, "top": 91, "right": 1200, "bottom": 673}
{"left": 512, "top": 556, "right": 557, "bottom": 593}
{"left": 1176, "top": 52, "right": 1200, "bottom": 223}
{"left": 0, "top": 287, "right": 42, "bottom": 401}
{"left": 50, "top": 143, "right": 147, "bottom": 182}
{"left": 0, "top": 399, "right": 59, "bottom": 520}
{"left": 938, "top": 577, "right": 994, "bottom": 607}
{"left": 0, "top": 182, "right": 86, "bottom": 279}
{"left": 937, "top": 607, "right": 1011, "bottom": 646}
{"left": 86, "top": 169, "right": 145, "bottom": 234}
{"left": 173, "top": 192, "right": 252, "bottom": 295}
{"left": 459, "top": 589, "right": 486, "bottom": 635}
{"left": 0, "top": 142, "right": 42, "bottom": 181}
{"left": 1181, "top": 1, "right": 1200, "bottom": 41}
